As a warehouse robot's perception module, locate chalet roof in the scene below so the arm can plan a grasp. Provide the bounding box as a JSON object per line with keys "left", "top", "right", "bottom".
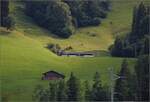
{"left": 43, "top": 70, "right": 65, "bottom": 78}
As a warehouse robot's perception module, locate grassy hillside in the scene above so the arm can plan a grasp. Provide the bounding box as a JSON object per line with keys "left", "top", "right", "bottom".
{"left": 0, "top": 31, "right": 136, "bottom": 101}
{"left": 0, "top": 0, "right": 146, "bottom": 101}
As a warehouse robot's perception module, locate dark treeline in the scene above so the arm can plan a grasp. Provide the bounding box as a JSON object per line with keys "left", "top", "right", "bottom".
{"left": 110, "top": 2, "right": 149, "bottom": 57}
{"left": 0, "top": 0, "right": 9, "bottom": 27}
{"left": 33, "top": 72, "right": 109, "bottom": 102}
{"left": 114, "top": 59, "right": 137, "bottom": 101}
{"left": 0, "top": 0, "right": 14, "bottom": 30}
{"left": 25, "top": 0, "right": 110, "bottom": 38}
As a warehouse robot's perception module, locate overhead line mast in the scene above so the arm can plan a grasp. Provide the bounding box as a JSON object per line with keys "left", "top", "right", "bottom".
{"left": 108, "top": 67, "right": 124, "bottom": 102}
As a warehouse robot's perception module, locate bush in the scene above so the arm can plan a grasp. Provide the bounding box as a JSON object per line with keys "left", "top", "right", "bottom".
{"left": 46, "top": 43, "right": 61, "bottom": 54}
{"left": 64, "top": 46, "right": 73, "bottom": 51}
{"left": 59, "top": 26, "right": 73, "bottom": 38}
{"left": 90, "top": 17, "right": 101, "bottom": 26}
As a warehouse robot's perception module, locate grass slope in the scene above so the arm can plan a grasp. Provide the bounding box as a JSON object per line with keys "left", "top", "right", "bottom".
{"left": 1, "top": 0, "right": 147, "bottom": 101}
{"left": 0, "top": 31, "right": 135, "bottom": 101}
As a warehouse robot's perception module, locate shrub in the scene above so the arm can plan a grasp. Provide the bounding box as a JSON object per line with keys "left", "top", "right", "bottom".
{"left": 46, "top": 43, "right": 61, "bottom": 54}
{"left": 59, "top": 26, "right": 74, "bottom": 38}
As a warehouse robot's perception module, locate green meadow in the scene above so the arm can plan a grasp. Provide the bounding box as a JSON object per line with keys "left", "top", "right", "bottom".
{"left": 0, "top": 31, "right": 136, "bottom": 101}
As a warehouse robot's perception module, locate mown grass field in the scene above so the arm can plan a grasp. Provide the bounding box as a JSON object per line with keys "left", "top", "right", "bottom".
{"left": 1, "top": 0, "right": 148, "bottom": 101}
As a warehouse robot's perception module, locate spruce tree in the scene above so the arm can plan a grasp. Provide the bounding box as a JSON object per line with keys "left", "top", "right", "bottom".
{"left": 136, "top": 2, "right": 147, "bottom": 36}
{"left": 130, "top": 6, "right": 138, "bottom": 42}
{"left": 84, "top": 80, "right": 91, "bottom": 101}
{"left": 135, "top": 55, "right": 149, "bottom": 101}
{"left": 143, "top": 36, "right": 149, "bottom": 54}
{"left": 114, "top": 59, "right": 132, "bottom": 101}
{"left": 67, "top": 72, "right": 80, "bottom": 101}
{"left": 48, "top": 82, "right": 57, "bottom": 101}
{"left": 111, "top": 37, "right": 123, "bottom": 56}
{"left": 33, "top": 85, "right": 49, "bottom": 102}
{"left": 56, "top": 80, "right": 67, "bottom": 101}
{"left": 91, "top": 72, "right": 107, "bottom": 101}
{"left": 140, "top": 15, "right": 149, "bottom": 36}
{"left": 130, "top": 2, "right": 147, "bottom": 41}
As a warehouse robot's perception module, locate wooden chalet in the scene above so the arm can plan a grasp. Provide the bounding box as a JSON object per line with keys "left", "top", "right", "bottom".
{"left": 42, "top": 71, "right": 65, "bottom": 80}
